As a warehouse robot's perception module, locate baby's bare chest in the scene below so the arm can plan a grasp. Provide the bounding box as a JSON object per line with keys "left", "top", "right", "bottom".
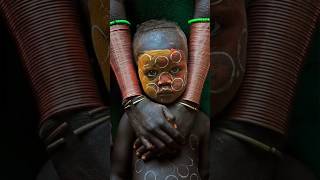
{"left": 132, "top": 134, "right": 201, "bottom": 180}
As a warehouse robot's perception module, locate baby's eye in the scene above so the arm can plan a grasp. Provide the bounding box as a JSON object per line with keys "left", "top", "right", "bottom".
{"left": 170, "top": 67, "right": 180, "bottom": 74}
{"left": 146, "top": 70, "right": 158, "bottom": 78}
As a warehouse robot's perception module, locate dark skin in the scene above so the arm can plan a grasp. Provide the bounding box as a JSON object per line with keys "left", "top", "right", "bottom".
{"left": 112, "top": 22, "right": 209, "bottom": 179}
{"left": 37, "top": 109, "right": 111, "bottom": 180}
{"left": 111, "top": 0, "right": 209, "bottom": 157}
{"left": 211, "top": 0, "right": 247, "bottom": 116}
{"left": 211, "top": 1, "right": 317, "bottom": 179}
{"left": 210, "top": 0, "right": 279, "bottom": 179}
{"left": 112, "top": 109, "right": 209, "bottom": 180}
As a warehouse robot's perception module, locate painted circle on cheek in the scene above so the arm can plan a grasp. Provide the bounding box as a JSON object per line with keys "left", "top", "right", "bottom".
{"left": 146, "top": 83, "right": 159, "bottom": 97}
{"left": 155, "top": 56, "right": 169, "bottom": 68}
{"left": 171, "top": 78, "right": 184, "bottom": 91}
{"left": 170, "top": 51, "right": 182, "bottom": 63}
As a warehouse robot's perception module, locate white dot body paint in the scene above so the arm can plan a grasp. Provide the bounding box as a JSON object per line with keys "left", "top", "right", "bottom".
{"left": 141, "top": 53, "right": 154, "bottom": 68}
{"left": 170, "top": 50, "right": 182, "bottom": 64}
{"left": 171, "top": 78, "right": 185, "bottom": 91}
{"left": 135, "top": 159, "right": 145, "bottom": 173}
{"left": 158, "top": 72, "right": 173, "bottom": 84}
{"left": 165, "top": 175, "right": 178, "bottom": 180}
{"left": 177, "top": 164, "right": 190, "bottom": 178}
{"left": 155, "top": 56, "right": 169, "bottom": 69}
{"left": 144, "top": 170, "right": 157, "bottom": 180}
{"left": 190, "top": 173, "right": 199, "bottom": 180}
{"left": 189, "top": 134, "right": 199, "bottom": 151}
{"left": 211, "top": 51, "right": 236, "bottom": 94}
{"left": 146, "top": 83, "right": 159, "bottom": 97}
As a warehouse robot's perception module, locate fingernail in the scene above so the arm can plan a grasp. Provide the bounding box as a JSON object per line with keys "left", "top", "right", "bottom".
{"left": 136, "top": 152, "right": 140, "bottom": 156}
{"left": 142, "top": 156, "right": 146, "bottom": 160}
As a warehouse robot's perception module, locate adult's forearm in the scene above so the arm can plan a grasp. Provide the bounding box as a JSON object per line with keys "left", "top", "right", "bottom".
{"left": 0, "top": 1, "right": 104, "bottom": 123}
{"left": 226, "top": 0, "right": 320, "bottom": 134}
{"left": 182, "top": 0, "right": 210, "bottom": 105}
{"left": 110, "top": 0, "right": 142, "bottom": 100}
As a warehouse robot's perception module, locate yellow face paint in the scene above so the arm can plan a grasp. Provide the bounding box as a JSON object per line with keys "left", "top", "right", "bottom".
{"left": 137, "top": 49, "right": 187, "bottom": 104}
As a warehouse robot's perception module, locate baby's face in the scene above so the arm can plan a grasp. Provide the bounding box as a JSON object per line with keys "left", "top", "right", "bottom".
{"left": 137, "top": 49, "right": 187, "bottom": 104}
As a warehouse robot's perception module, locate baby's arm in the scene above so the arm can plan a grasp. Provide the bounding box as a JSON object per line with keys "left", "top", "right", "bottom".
{"left": 198, "top": 113, "right": 210, "bottom": 180}
{"left": 111, "top": 113, "right": 135, "bottom": 180}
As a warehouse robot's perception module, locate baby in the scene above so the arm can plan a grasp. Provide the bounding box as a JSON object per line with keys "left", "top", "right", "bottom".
{"left": 111, "top": 20, "right": 209, "bottom": 180}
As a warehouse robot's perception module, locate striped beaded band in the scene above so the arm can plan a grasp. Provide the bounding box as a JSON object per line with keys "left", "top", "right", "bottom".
{"left": 109, "top": 19, "right": 131, "bottom": 26}
{"left": 188, "top": 18, "right": 210, "bottom": 25}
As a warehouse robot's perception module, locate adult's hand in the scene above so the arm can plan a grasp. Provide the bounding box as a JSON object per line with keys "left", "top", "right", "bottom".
{"left": 133, "top": 101, "right": 197, "bottom": 161}
{"left": 127, "top": 97, "right": 184, "bottom": 152}
{"left": 37, "top": 108, "right": 111, "bottom": 180}
{"left": 169, "top": 102, "right": 197, "bottom": 138}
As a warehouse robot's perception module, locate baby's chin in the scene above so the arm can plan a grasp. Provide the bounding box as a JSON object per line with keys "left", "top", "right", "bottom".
{"left": 148, "top": 93, "right": 181, "bottom": 104}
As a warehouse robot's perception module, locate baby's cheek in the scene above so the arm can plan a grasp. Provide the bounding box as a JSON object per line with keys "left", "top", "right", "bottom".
{"left": 145, "top": 83, "right": 158, "bottom": 98}
{"left": 172, "top": 78, "right": 184, "bottom": 91}
{"left": 140, "top": 75, "right": 158, "bottom": 99}
{"left": 171, "top": 72, "right": 187, "bottom": 92}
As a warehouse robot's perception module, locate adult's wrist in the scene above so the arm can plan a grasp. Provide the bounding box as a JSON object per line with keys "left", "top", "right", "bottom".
{"left": 110, "top": 24, "right": 142, "bottom": 100}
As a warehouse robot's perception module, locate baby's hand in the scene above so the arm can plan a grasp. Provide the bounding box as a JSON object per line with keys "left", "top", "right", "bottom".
{"left": 133, "top": 138, "right": 155, "bottom": 161}
{"left": 133, "top": 138, "right": 179, "bottom": 161}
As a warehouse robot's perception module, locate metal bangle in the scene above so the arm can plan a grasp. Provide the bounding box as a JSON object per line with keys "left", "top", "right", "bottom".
{"left": 178, "top": 101, "right": 199, "bottom": 111}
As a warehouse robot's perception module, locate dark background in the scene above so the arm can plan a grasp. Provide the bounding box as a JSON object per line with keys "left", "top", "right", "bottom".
{"left": 0, "top": 11, "right": 319, "bottom": 180}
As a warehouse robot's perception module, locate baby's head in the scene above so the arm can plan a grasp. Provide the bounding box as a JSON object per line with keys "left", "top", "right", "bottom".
{"left": 133, "top": 20, "right": 188, "bottom": 104}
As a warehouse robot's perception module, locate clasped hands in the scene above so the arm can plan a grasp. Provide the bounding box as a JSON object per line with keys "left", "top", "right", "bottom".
{"left": 125, "top": 97, "right": 196, "bottom": 161}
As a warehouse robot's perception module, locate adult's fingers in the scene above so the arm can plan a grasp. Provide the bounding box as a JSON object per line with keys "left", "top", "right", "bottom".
{"left": 162, "top": 107, "right": 175, "bottom": 122}
{"left": 141, "top": 151, "right": 154, "bottom": 161}
{"left": 146, "top": 133, "right": 166, "bottom": 151}
{"left": 154, "top": 129, "right": 179, "bottom": 150}
{"left": 161, "top": 121, "right": 185, "bottom": 144}
{"left": 133, "top": 138, "right": 142, "bottom": 150}
{"left": 140, "top": 136, "right": 154, "bottom": 150}
{"left": 136, "top": 145, "right": 147, "bottom": 158}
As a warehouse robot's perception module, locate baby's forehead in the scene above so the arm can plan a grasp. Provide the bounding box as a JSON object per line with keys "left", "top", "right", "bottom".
{"left": 137, "top": 49, "right": 185, "bottom": 65}
{"left": 134, "top": 29, "right": 187, "bottom": 54}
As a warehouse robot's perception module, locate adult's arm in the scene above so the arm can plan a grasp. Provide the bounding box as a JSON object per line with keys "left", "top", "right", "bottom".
{"left": 181, "top": 0, "right": 210, "bottom": 105}
{"left": 110, "top": 0, "right": 183, "bottom": 151}
{"left": 211, "top": 0, "right": 320, "bottom": 179}
{"left": 170, "top": 0, "right": 210, "bottom": 138}
{"left": 0, "top": 1, "right": 110, "bottom": 179}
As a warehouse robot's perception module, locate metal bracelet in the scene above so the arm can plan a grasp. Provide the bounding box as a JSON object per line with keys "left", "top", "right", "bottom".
{"left": 178, "top": 101, "right": 199, "bottom": 111}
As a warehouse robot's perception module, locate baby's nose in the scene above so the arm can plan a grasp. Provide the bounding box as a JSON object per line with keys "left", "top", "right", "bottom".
{"left": 158, "top": 73, "right": 172, "bottom": 86}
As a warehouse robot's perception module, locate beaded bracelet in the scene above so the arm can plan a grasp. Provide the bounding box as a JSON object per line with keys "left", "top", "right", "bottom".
{"left": 109, "top": 19, "right": 131, "bottom": 26}
{"left": 188, "top": 17, "right": 210, "bottom": 25}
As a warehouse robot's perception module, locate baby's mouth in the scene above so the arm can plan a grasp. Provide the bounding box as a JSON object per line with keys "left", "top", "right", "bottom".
{"left": 157, "top": 88, "right": 173, "bottom": 96}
